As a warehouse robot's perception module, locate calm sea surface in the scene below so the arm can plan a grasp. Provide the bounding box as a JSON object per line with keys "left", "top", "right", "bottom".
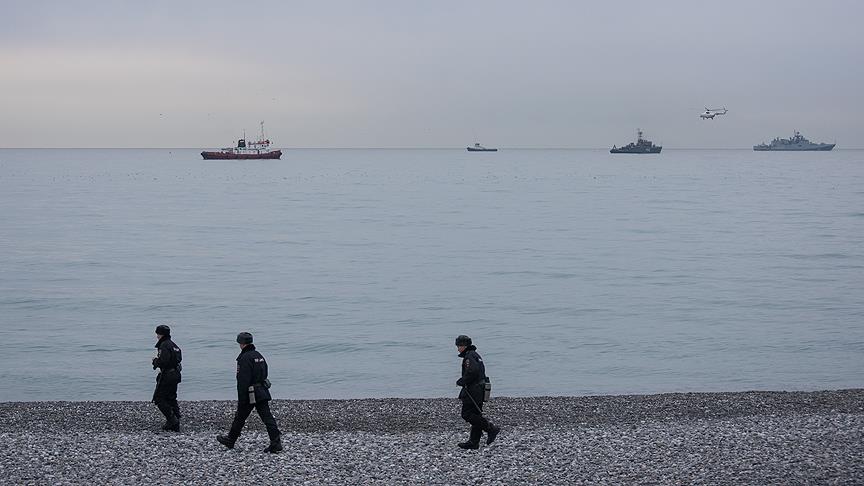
{"left": 1, "top": 148, "right": 862, "bottom": 401}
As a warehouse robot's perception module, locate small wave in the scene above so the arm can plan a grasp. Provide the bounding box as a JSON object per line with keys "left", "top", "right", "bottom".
{"left": 293, "top": 342, "right": 370, "bottom": 354}
{"left": 518, "top": 306, "right": 571, "bottom": 315}
{"left": 544, "top": 272, "right": 578, "bottom": 279}
{"left": 487, "top": 270, "right": 542, "bottom": 276}
{"left": 787, "top": 253, "right": 850, "bottom": 260}
{"left": 141, "top": 303, "right": 200, "bottom": 312}
{"left": 0, "top": 298, "right": 43, "bottom": 305}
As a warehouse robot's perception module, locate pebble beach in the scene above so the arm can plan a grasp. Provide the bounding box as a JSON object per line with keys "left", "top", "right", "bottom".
{"left": 1, "top": 389, "right": 862, "bottom": 485}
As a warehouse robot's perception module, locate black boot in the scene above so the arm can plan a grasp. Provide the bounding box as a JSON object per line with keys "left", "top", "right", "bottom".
{"left": 486, "top": 424, "right": 500, "bottom": 445}
{"left": 217, "top": 434, "right": 236, "bottom": 449}
{"left": 457, "top": 441, "right": 479, "bottom": 450}
{"left": 161, "top": 413, "right": 180, "bottom": 432}
{"left": 264, "top": 437, "right": 283, "bottom": 453}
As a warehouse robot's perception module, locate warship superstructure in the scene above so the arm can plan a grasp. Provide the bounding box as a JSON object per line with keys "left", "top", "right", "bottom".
{"left": 753, "top": 131, "right": 834, "bottom": 151}
{"left": 610, "top": 129, "right": 662, "bottom": 154}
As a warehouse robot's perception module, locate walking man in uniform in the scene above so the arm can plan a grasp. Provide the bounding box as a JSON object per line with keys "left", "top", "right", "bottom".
{"left": 455, "top": 334, "right": 500, "bottom": 449}
{"left": 152, "top": 324, "right": 182, "bottom": 432}
{"left": 217, "top": 332, "right": 283, "bottom": 453}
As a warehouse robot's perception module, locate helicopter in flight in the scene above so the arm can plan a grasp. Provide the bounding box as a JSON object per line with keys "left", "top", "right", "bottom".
{"left": 700, "top": 107, "right": 728, "bottom": 120}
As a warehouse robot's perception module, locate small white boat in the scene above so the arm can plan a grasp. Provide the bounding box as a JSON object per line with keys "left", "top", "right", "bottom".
{"left": 466, "top": 143, "right": 497, "bottom": 152}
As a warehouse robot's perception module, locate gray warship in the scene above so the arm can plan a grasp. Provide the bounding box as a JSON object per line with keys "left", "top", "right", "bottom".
{"left": 610, "top": 129, "right": 662, "bottom": 154}
{"left": 753, "top": 131, "right": 835, "bottom": 151}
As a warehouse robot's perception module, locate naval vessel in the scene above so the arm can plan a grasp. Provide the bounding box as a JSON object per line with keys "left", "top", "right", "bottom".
{"left": 753, "top": 131, "right": 834, "bottom": 151}
{"left": 610, "top": 129, "right": 662, "bottom": 154}
{"left": 467, "top": 143, "right": 497, "bottom": 152}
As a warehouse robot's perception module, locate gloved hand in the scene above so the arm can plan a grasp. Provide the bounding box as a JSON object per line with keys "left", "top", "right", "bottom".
{"left": 456, "top": 378, "right": 465, "bottom": 387}
{"left": 152, "top": 357, "right": 159, "bottom": 370}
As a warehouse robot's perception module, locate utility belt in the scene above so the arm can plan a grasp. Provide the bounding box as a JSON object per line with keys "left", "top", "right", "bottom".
{"left": 156, "top": 366, "right": 182, "bottom": 385}
{"left": 247, "top": 379, "right": 272, "bottom": 404}
{"left": 464, "top": 377, "right": 493, "bottom": 402}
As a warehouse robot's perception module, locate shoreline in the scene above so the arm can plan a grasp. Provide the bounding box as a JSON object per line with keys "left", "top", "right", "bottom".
{"left": 3, "top": 388, "right": 863, "bottom": 432}
{"left": 2, "top": 389, "right": 862, "bottom": 484}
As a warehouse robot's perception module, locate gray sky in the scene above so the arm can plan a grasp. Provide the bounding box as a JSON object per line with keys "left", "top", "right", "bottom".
{"left": 2, "top": 0, "right": 863, "bottom": 148}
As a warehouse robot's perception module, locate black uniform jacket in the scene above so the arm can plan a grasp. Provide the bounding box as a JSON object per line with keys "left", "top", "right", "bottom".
{"left": 456, "top": 345, "right": 486, "bottom": 400}
{"left": 153, "top": 336, "right": 182, "bottom": 384}
{"left": 236, "top": 344, "right": 272, "bottom": 404}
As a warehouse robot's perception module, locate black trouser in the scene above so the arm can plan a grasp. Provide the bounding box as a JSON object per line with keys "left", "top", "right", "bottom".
{"left": 460, "top": 389, "right": 492, "bottom": 444}
{"left": 153, "top": 380, "right": 180, "bottom": 423}
{"left": 229, "top": 400, "right": 281, "bottom": 441}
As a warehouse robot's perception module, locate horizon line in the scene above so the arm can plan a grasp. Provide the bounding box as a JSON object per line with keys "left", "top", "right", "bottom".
{"left": 1, "top": 147, "right": 860, "bottom": 150}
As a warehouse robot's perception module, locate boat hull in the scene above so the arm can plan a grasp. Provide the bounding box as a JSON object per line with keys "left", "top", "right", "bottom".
{"left": 466, "top": 147, "right": 497, "bottom": 152}
{"left": 753, "top": 144, "right": 834, "bottom": 151}
{"left": 201, "top": 150, "right": 282, "bottom": 160}
{"left": 610, "top": 147, "right": 662, "bottom": 154}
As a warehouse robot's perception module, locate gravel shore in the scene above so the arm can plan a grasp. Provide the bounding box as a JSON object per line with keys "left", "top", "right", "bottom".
{"left": 1, "top": 389, "right": 862, "bottom": 485}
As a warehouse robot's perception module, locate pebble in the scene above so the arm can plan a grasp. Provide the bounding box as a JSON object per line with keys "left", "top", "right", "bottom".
{"left": 0, "top": 389, "right": 862, "bottom": 484}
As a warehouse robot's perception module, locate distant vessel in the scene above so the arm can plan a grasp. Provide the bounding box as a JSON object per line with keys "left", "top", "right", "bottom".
{"left": 467, "top": 143, "right": 497, "bottom": 152}
{"left": 753, "top": 131, "right": 835, "bottom": 151}
{"left": 201, "top": 122, "right": 282, "bottom": 160}
{"left": 610, "top": 129, "right": 662, "bottom": 154}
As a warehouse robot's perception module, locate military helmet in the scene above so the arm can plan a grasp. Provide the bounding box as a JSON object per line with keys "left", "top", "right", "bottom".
{"left": 455, "top": 335, "right": 472, "bottom": 346}
{"left": 236, "top": 332, "right": 254, "bottom": 344}
{"left": 155, "top": 324, "right": 171, "bottom": 336}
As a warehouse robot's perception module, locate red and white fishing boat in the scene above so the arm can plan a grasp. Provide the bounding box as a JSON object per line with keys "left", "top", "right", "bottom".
{"left": 201, "top": 122, "right": 282, "bottom": 160}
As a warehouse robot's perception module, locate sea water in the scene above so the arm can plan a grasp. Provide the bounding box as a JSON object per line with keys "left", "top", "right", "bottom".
{"left": 1, "top": 148, "right": 862, "bottom": 401}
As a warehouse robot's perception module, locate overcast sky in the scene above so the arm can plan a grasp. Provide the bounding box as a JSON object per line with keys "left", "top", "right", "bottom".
{"left": 2, "top": 0, "right": 862, "bottom": 148}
